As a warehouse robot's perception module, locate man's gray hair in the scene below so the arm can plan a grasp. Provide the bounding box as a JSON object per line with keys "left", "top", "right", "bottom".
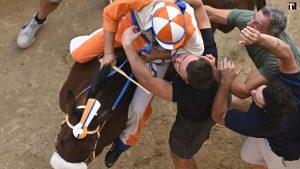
{"left": 261, "top": 5, "right": 287, "bottom": 36}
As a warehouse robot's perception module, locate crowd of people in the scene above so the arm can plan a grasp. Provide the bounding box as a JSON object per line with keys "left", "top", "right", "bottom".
{"left": 18, "top": 0, "right": 300, "bottom": 169}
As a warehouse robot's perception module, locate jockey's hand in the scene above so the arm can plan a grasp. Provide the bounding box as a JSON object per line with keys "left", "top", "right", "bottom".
{"left": 220, "top": 58, "right": 240, "bottom": 85}
{"left": 239, "top": 26, "right": 262, "bottom": 45}
{"left": 122, "top": 26, "right": 142, "bottom": 48}
{"left": 100, "top": 52, "right": 116, "bottom": 69}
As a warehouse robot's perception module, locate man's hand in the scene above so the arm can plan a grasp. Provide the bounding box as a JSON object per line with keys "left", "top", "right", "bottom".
{"left": 220, "top": 58, "right": 240, "bottom": 85}
{"left": 239, "top": 26, "right": 263, "bottom": 45}
{"left": 100, "top": 52, "right": 116, "bottom": 68}
{"left": 202, "top": 54, "right": 216, "bottom": 65}
{"left": 122, "top": 26, "right": 142, "bottom": 48}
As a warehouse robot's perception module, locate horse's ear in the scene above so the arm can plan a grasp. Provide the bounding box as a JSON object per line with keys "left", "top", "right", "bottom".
{"left": 66, "top": 90, "right": 76, "bottom": 114}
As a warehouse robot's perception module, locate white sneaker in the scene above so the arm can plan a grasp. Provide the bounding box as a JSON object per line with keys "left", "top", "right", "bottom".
{"left": 17, "top": 15, "right": 45, "bottom": 48}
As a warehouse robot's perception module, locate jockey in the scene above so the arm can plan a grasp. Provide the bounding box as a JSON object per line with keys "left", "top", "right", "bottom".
{"left": 69, "top": 0, "right": 204, "bottom": 167}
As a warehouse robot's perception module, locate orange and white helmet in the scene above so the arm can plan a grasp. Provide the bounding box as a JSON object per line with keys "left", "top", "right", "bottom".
{"left": 152, "top": 1, "right": 186, "bottom": 50}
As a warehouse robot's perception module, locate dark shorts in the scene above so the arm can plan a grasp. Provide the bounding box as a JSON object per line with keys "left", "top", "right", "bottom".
{"left": 169, "top": 112, "right": 215, "bottom": 159}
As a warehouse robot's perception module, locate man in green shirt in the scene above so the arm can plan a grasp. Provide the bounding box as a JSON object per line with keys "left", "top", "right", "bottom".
{"left": 205, "top": 5, "right": 300, "bottom": 99}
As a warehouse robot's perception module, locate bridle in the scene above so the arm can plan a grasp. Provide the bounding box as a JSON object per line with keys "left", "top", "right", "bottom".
{"left": 63, "top": 113, "right": 107, "bottom": 163}
{"left": 55, "top": 87, "right": 107, "bottom": 164}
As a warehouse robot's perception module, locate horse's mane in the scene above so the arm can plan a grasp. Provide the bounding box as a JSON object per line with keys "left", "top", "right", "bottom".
{"left": 87, "top": 63, "right": 112, "bottom": 99}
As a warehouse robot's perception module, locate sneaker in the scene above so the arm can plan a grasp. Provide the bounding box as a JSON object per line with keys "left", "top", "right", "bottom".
{"left": 105, "top": 143, "right": 124, "bottom": 168}
{"left": 17, "top": 15, "right": 45, "bottom": 48}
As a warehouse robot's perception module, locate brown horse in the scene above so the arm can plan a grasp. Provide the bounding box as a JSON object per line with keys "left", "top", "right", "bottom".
{"left": 204, "top": 0, "right": 266, "bottom": 33}
{"left": 51, "top": 48, "right": 137, "bottom": 169}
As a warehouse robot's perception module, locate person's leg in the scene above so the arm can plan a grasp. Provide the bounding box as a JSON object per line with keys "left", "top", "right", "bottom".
{"left": 37, "top": 0, "right": 62, "bottom": 20}
{"left": 169, "top": 112, "right": 215, "bottom": 169}
{"left": 70, "top": 28, "right": 122, "bottom": 63}
{"left": 105, "top": 62, "right": 170, "bottom": 167}
{"left": 170, "top": 151, "right": 198, "bottom": 169}
{"left": 17, "top": 0, "right": 62, "bottom": 48}
{"left": 250, "top": 164, "right": 268, "bottom": 169}
{"left": 284, "top": 159, "right": 300, "bottom": 169}
{"left": 241, "top": 137, "right": 286, "bottom": 169}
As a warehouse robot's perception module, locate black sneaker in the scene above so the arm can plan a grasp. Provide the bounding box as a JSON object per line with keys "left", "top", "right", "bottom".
{"left": 105, "top": 143, "right": 123, "bottom": 168}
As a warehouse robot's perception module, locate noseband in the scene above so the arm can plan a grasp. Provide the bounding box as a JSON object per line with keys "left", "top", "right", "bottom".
{"left": 63, "top": 113, "right": 107, "bottom": 163}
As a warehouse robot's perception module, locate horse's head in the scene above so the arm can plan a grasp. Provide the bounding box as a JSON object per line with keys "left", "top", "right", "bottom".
{"left": 51, "top": 90, "right": 108, "bottom": 169}
{"left": 51, "top": 49, "right": 136, "bottom": 169}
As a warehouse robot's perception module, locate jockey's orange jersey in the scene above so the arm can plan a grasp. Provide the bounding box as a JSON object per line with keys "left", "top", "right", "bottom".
{"left": 103, "top": 0, "right": 204, "bottom": 56}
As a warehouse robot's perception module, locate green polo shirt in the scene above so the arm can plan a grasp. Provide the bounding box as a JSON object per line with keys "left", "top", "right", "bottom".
{"left": 227, "top": 9, "right": 300, "bottom": 81}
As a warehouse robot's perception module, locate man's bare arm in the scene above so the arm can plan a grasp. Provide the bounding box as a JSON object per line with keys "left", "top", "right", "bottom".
{"left": 231, "top": 70, "right": 268, "bottom": 99}
{"left": 122, "top": 26, "right": 173, "bottom": 101}
{"left": 204, "top": 5, "right": 231, "bottom": 25}
{"left": 240, "top": 26, "right": 298, "bottom": 74}
{"left": 212, "top": 58, "right": 240, "bottom": 125}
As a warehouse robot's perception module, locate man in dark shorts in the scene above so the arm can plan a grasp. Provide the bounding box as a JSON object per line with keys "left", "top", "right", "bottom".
{"left": 120, "top": 1, "right": 219, "bottom": 167}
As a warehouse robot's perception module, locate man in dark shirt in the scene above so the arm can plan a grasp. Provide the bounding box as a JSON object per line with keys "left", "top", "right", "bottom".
{"left": 212, "top": 27, "right": 300, "bottom": 169}
{"left": 122, "top": 26, "right": 218, "bottom": 169}
{"left": 120, "top": 1, "right": 219, "bottom": 168}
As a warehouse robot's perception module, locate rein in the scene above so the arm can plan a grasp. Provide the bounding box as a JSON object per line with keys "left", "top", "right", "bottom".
{"left": 75, "top": 59, "right": 133, "bottom": 110}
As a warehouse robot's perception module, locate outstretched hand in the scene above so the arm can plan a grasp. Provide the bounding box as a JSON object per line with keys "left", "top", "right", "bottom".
{"left": 203, "top": 54, "right": 216, "bottom": 65}
{"left": 122, "top": 26, "right": 142, "bottom": 48}
{"left": 239, "top": 26, "right": 262, "bottom": 45}
{"left": 220, "top": 58, "right": 240, "bottom": 85}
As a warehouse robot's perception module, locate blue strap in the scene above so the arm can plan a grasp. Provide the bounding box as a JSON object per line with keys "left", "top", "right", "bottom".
{"left": 112, "top": 73, "right": 134, "bottom": 110}
{"left": 107, "top": 59, "right": 128, "bottom": 77}
{"left": 176, "top": 0, "right": 186, "bottom": 14}
{"left": 130, "top": 11, "right": 152, "bottom": 45}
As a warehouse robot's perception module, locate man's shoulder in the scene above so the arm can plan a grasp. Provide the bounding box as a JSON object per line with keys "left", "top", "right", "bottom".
{"left": 227, "top": 9, "right": 254, "bottom": 27}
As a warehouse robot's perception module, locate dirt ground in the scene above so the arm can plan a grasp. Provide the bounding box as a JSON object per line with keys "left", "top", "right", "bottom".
{"left": 0, "top": 0, "right": 299, "bottom": 169}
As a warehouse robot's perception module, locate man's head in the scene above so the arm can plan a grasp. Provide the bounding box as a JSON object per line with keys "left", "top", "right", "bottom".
{"left": 172, "top": 54, "right": 216, "bottom": 90}
{"left": 247, "top": 5, "right": 287, "bottom": 36}
{"left": 251, "top": 79, "right": 296, "bottom": 125}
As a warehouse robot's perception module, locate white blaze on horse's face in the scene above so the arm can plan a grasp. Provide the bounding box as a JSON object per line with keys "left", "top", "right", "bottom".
{"left": 73, "top": 98, "right": 101, "bottom": 139}
{"left": 50, "top": 152, "right": 87, "bottom": 169}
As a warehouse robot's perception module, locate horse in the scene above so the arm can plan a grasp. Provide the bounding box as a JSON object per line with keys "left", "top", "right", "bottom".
{"left": 50, "top": 48, "right": 137, "bottom": 169}
{"left": 203, "top": 0, "right": 266, "bottom": 33}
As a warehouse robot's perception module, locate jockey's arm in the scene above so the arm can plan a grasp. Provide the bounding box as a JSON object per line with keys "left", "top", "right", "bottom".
{"left": 230, "top": 70, "right": 268, "bottom": 99}
{"left": 204, "top": 5, "right": 231, "bottom": 25}
{"left": 101, "top": 0, "right": 153, "bottom": 66}
{"left": 102, "top": 30, "right": 117, "bottom": 66}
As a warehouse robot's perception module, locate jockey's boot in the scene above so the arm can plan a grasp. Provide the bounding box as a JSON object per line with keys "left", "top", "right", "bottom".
{"left": 105, "top": 138, "right": 130, "bottom": 168}
{"left": 17, "top": 13, "right": 46, "bottom": 48}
